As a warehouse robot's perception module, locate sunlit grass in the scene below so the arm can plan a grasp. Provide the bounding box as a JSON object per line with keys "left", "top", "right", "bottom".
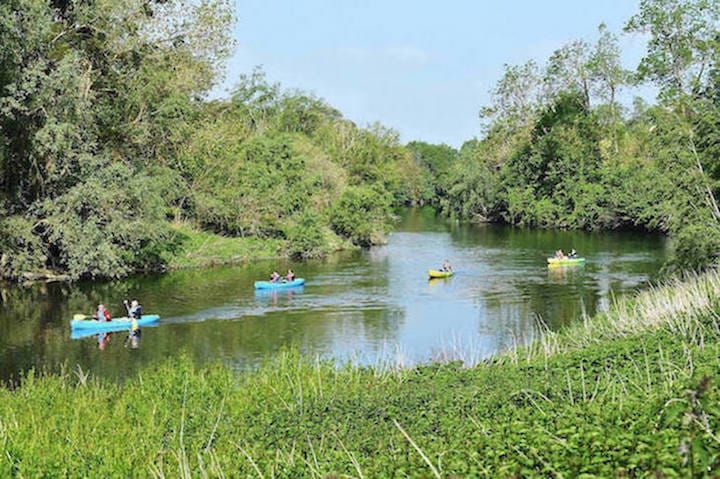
{"left": 508, "top": 268, "right": 720, "bottom": 365}
{"left": 163, "top": 222, "right": 286, "bottom": 269}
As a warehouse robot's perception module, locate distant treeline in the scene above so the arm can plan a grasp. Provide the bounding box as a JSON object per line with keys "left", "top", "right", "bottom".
{"left": 409, "top": 1, "right": 720, "bottom": 272}
{"left": 1, "top": 0, "right": 719, "bottom": 281}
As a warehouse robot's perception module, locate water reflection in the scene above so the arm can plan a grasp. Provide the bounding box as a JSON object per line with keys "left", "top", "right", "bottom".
{"left": 254, "top": 285, "right": 304, "bottom": 305}
{"left": 0, "top": 208, "right": 668, "bottom": 382}
{"left": 97, "top": 332, "right": 111, "bottom": 350}
{"left": 124, "top": 327, "right": 141, "bottom": 349}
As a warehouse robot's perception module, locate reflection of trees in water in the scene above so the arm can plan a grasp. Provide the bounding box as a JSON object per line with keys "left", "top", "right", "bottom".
{"left": 0, "top": 282, "right": 92, "bottom": 381}
{"left": 451, "top": 223, "right": 667, "bottom": 256}
{"left": 474, "top": 274, "right": 602, "bottom": 355}
{"left": 396, "top": 207, "right": 453, "bottom": 233}
{"left": 0, "top": 283, "right": 71, "bottom": 362}
{"left": 474, "top": 296, "right": 540, "bottom": 356}
{"left": 0, "top": 279, "right": 162, "bottom": 382}
{"left": 512, "top": 279, "right": 600, "bottom": 330}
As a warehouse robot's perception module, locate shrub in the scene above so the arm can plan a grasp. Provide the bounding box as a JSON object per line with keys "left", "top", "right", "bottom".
{"left": 330, "top": 186, "right": 392, "bottom": 246}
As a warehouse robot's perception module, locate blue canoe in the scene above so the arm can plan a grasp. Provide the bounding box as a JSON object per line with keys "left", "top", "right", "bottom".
{"left": 254, "top": 278, "right": 305, "bottom": 290}
{"left": 70, "top": 314, "right": 160, "bottom": 331}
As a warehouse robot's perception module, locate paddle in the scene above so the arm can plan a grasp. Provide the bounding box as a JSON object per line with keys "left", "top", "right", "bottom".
{"left": 73, "top": 314, "right": 110, "bottom": 320}
{"left": 73, "top": 313, "right": 127, "bottom": 321}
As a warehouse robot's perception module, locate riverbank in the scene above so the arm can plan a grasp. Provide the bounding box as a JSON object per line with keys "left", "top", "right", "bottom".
{"left": 162, "top": 222, "right": 290, "bottom": 269}
{"left": 6, "top": 222, "right": 360, "bottom": 285}
{"left": 2, "top": 269, "right": 718, "bottom": 476}
{"left": 162, "top": 222, "right": 358, "bottom": 268}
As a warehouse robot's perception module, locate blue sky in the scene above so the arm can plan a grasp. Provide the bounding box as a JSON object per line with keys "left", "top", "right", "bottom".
{"left": 216, "top": 0, "right": 651, "bottom": 147}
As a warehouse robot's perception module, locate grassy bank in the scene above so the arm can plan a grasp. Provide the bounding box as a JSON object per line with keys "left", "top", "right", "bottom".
{"left": 2, "top": 273, "right": 720, "bottom": 476}
{"left": 162, "top": 222, "right": 357, "bottom": 270}
{"left": 162, "top": 223, "right": 288, "bottom": 269}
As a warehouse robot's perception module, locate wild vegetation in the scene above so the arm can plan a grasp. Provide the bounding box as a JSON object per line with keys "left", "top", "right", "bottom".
{"left": 0, "top": 0, "right": 424, "bottom": 281}
{"left": 1, "top": 0, "right": 720, "bottom": 279}
{"left": 410, "top": 0, "right": 720, "bottom": 272}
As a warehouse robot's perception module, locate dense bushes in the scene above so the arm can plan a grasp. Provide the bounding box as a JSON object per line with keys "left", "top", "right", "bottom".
{"left": 329, "top": 186, "right": 393, "bottom": 246}
{"left": 0, "top": 3, "right": 421, "bottom": 280}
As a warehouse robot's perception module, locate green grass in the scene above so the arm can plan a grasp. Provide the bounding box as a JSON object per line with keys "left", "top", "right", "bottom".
{"left": 2, "top": 271, "right": 720, "bottom": 476}
{"left": 163, "top": 222, "right": 287, "bottom": 269}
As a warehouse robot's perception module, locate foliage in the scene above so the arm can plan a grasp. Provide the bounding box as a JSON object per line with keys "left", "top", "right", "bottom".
{"left": 625, "top": 0, "right": 720, "bottom": 106}
{"left": 405, "top": 141, "right": 458, "bottom": 204}
{"left": 418, "top": 2, "right": 720, "bottom": 272}
{"left": 285, "top": 210, "right": 333, "bottom": 259}
{"left": 0, "top": 2, "right": 414, "bottom": 280}
{"left": 330, "top": 186, "right": 393, "bottom": 246}
{"left": 162, "top": 222, "right": 284, "bottom": 269}
{"left": 0, "top": 0, "right": 233, "bottom": 279}
{"left": 179, "top": 76, "right": 411, "bottom": 255}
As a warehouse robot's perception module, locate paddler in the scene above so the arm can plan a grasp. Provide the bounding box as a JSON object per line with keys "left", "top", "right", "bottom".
{"left": 93, "top": 304, "right": 112, "bottom": 322}
{"left": 123, "top": 299, "right": 143, "bottom": 319}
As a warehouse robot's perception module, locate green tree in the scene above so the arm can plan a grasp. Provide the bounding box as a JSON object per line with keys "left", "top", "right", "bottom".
{"left": 330, "top": 186, "right": 392, "bottom": 246}
{"left": 625, "top": 0, "right": 720, "bottom": 109}
{"left": 406, "top": 141, "right": 458, "bottom": 204}
{"left": 480, "top": 60, "right": 543, "bottom": 137}
{"left": 0, "top": 0, "right": 233, "bottom": 279}
{"left": 588, "top": 23, "right": 632, "bottom": 155}
{"left": 544, "top": 40, "right": 592, "bottom": 111}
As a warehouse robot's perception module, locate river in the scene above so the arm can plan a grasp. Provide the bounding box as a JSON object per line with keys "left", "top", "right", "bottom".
{"left": 0, "top": 208, "right": 668, "bottom": 382}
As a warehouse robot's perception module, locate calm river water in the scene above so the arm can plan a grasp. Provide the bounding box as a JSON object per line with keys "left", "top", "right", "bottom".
{"left": 0, "top": 208, "right": 668, "bottom": 382}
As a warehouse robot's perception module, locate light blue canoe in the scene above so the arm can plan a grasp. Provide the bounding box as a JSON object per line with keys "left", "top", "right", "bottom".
{"left": 70, "top": 314, "right": 160, "bottom": 331}
{"left": 254, "top": 278, "right": 305, "bottom": 290}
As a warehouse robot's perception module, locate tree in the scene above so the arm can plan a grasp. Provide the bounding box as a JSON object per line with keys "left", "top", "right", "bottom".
{"left": 625, "top": 0, "right": 720, "bottom": 270}
{"left": 544, "top": 40, "right": 592, "bottom": 111}
{"left": 625, "top": 0, "right": 720, "bottom": 109}
{"left": 480, "top": 60, "right": 543, "bottom": 136}
{"left": 0, "top": 0, "right": 234, "bottom": 279}
{"left": 588, "top": 23, "right": 632, "bottom": 154}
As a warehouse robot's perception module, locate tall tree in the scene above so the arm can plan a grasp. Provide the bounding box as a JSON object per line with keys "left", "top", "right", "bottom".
{"left": 480, "top": 60, "right": 543, "bottom": 136}
{"left": 627, "top": 0, "right": 720, "bottom": 268}
{"left": 625, "top": 0, "right": 720, "bottom": 110}
{"left": 544, "top": 40, "right": 592, "bottom": 111}
{"left": 588, "top": 23, "right": 631, "bottom": 154}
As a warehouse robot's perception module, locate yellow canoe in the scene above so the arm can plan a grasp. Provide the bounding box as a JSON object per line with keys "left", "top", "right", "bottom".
{"left": 428, "top": 269, "right": 454, "bottom": 278}
{"left": 547, "top": 257, "right": 586, "bottom": 265}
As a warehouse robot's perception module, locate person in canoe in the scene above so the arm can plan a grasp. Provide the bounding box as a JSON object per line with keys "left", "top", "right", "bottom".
{"left": 270, "top": 271, "right": 281, "bottom": 283}
{"left": 555, "top": 249, "right": 566, "bottom": 259}
{"left": 93, "top": 304, "right": 112, "bottom": 322}
{"left": 569, "top": 249, "right": 578, "bottom": 259}
{"left": 124, "top": 299, "right": 143, "bottom": 319}
{"left": 286, "top": 269, "right": 295, "bottom": 282}
{"left": 440, "top": 259, "right": 453, "bottom": 273}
